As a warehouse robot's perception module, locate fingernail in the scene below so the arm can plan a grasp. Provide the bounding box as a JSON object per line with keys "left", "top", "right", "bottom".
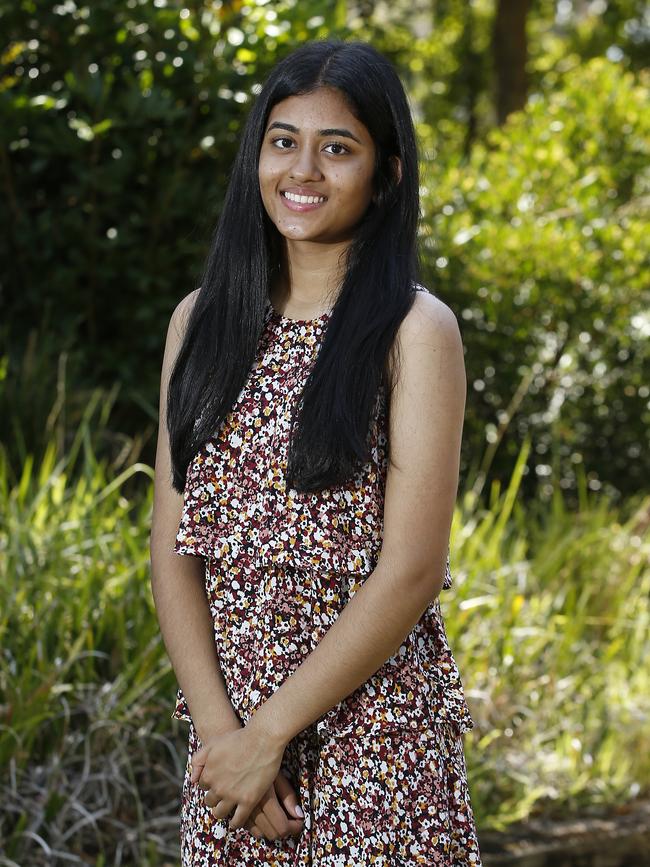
{"left": 294, "top": 805, "right": 304, "bottom": 817}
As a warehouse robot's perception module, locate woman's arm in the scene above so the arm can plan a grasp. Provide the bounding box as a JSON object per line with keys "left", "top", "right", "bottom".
{"left": 246, "top": 291, "right": 467, "bottom": 747}
{"left": 150, "top": 291, "right": 241, "bottom": 744}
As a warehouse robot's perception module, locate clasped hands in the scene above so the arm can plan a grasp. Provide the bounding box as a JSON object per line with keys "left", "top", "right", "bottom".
{"left": 190, "top": 717, "right": 305, "bottom": 841}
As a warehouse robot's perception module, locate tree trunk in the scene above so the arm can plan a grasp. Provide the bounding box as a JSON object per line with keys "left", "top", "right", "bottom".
{"left": 493, "top": 0, "right": 530, "bottom": 125}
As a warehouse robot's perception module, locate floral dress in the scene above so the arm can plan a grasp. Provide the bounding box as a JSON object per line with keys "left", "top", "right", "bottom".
{"left": 171, "top": 287, "right": 483, "bottom": 865}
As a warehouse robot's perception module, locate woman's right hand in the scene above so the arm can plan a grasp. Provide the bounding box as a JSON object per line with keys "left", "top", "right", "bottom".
{"left": 244, "top": 768, "right": 305, "bottom": 841}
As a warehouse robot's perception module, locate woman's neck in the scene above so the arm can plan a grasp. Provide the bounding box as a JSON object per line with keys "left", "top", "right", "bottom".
{"left": 272, "top": 241, "right": 348, "bottom": 317}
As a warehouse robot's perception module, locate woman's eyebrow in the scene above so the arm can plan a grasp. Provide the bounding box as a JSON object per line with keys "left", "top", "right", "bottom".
{"left": 266, "top": 121, "right": 362, "bottom": 144}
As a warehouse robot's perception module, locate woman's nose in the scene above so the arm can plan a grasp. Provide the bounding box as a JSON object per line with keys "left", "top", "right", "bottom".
{"left": 289, "top": 146, "right": 323, "bottom": 181}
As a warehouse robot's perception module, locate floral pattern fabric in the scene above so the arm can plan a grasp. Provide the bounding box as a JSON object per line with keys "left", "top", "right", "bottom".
{"left": 171, "top": 287, "right": 483, "bottom": 864}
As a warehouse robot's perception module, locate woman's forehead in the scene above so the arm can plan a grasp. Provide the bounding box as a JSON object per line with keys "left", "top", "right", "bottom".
{"left": 266, "top": 89, "right": 369, "bottom": 138}
{"left": 270, "top": 88, "right": 353, "bottom": 118}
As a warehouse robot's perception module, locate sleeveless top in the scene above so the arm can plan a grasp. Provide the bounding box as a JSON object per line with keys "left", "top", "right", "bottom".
{"left": 172, "top": 285, "right": 474, "bottom": 737}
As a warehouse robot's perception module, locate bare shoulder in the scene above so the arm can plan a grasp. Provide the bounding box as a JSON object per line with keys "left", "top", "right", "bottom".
{"left": 398, "top": 285, "right": 462, "bottom": 350}
{"left": 170, "top": 287, "right": 201, "bottom": 339}
{"left": 391, "top": 284, "right": 466, "bottom": 405}
{"left": 159, "top": 287, "right": 201, "bottom": 388}
{"left": 389, "top": 285, "right": 464, "bottom": 388}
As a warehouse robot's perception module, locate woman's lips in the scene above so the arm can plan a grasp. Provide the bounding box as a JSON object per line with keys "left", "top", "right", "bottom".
{"left": 279, "top": 191, "right": 327, "bottom": 212}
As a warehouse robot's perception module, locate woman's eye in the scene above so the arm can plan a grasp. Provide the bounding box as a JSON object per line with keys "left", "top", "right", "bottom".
{"left": 272, "top": 137, "right": 294, "bottom": 149}
{"left": 325, "top": 142, "right": 349, "bottom": 155}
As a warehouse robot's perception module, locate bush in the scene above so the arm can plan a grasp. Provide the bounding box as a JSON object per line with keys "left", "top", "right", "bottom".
{"left": 420, "top": 58, "right": 649, "bottom": 500}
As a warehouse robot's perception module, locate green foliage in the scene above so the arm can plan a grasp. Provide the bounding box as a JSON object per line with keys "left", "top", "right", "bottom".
{"left": 0, "top": 0, "right": 346, "bottom": 431}
{"left": 421, "top": 58, "right": 649, "bottom": 500}
{"left": 0, "top": 393, "right": 160, "bottom": 760}
{"left": 446, "top": 440, "right": 650, "bottom": 827}
{"left": 1, "top": 399, "right": 648, "bottom": 859}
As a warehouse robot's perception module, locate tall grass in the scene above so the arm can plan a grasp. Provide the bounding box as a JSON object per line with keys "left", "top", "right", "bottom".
{"left": 1, "top": 390, "right": 182, "bottom": 866}
{"left": 446, "top": 439, "right": 650, "bottom": 829}
{"left": 1, "top": 394, "right": 648, "bottom": 863}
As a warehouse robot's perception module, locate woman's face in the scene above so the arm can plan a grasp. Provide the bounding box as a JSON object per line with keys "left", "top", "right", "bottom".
{"left": 258, "top": 86, "right": 377, "bottom": 246}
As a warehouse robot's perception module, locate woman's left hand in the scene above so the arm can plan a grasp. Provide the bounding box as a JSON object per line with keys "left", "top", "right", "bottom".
{"left": 190, "top": 723, "right": 286, "bottom": 829}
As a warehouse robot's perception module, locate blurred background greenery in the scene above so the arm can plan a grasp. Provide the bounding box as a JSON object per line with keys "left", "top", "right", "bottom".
{"left": 1, "top": 0, "right": 648, "bottom": 864}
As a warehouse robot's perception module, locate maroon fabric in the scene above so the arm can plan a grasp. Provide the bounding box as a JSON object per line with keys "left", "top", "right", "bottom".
{"left": 172, "top": 291, "right": 482, "bottom": 864}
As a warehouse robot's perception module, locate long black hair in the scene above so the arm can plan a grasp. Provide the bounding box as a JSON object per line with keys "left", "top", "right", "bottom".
{"left": 167, "top": 38, "right": 422, "bottom": 494}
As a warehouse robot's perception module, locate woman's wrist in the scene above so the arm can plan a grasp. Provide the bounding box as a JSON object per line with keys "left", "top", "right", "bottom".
{"left": 244, "top": 701, "right": 292, "bottom": 751}
{"left": 193, "top": 706, "right": 243, "bottom": 745}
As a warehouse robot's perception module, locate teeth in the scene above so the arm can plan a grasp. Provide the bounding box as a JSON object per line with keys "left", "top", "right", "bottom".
{"left": 283, "top": 191, "right": 326, "bottom": 204}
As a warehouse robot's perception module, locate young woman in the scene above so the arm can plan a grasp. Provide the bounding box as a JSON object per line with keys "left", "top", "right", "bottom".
{"left": 150, "top": 37, "right": 483, "bottom": 866}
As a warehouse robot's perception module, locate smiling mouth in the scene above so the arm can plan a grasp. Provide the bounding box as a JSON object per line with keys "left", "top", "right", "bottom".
{"left": 281, "top": 191, "right": 327, "bottom": 205}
